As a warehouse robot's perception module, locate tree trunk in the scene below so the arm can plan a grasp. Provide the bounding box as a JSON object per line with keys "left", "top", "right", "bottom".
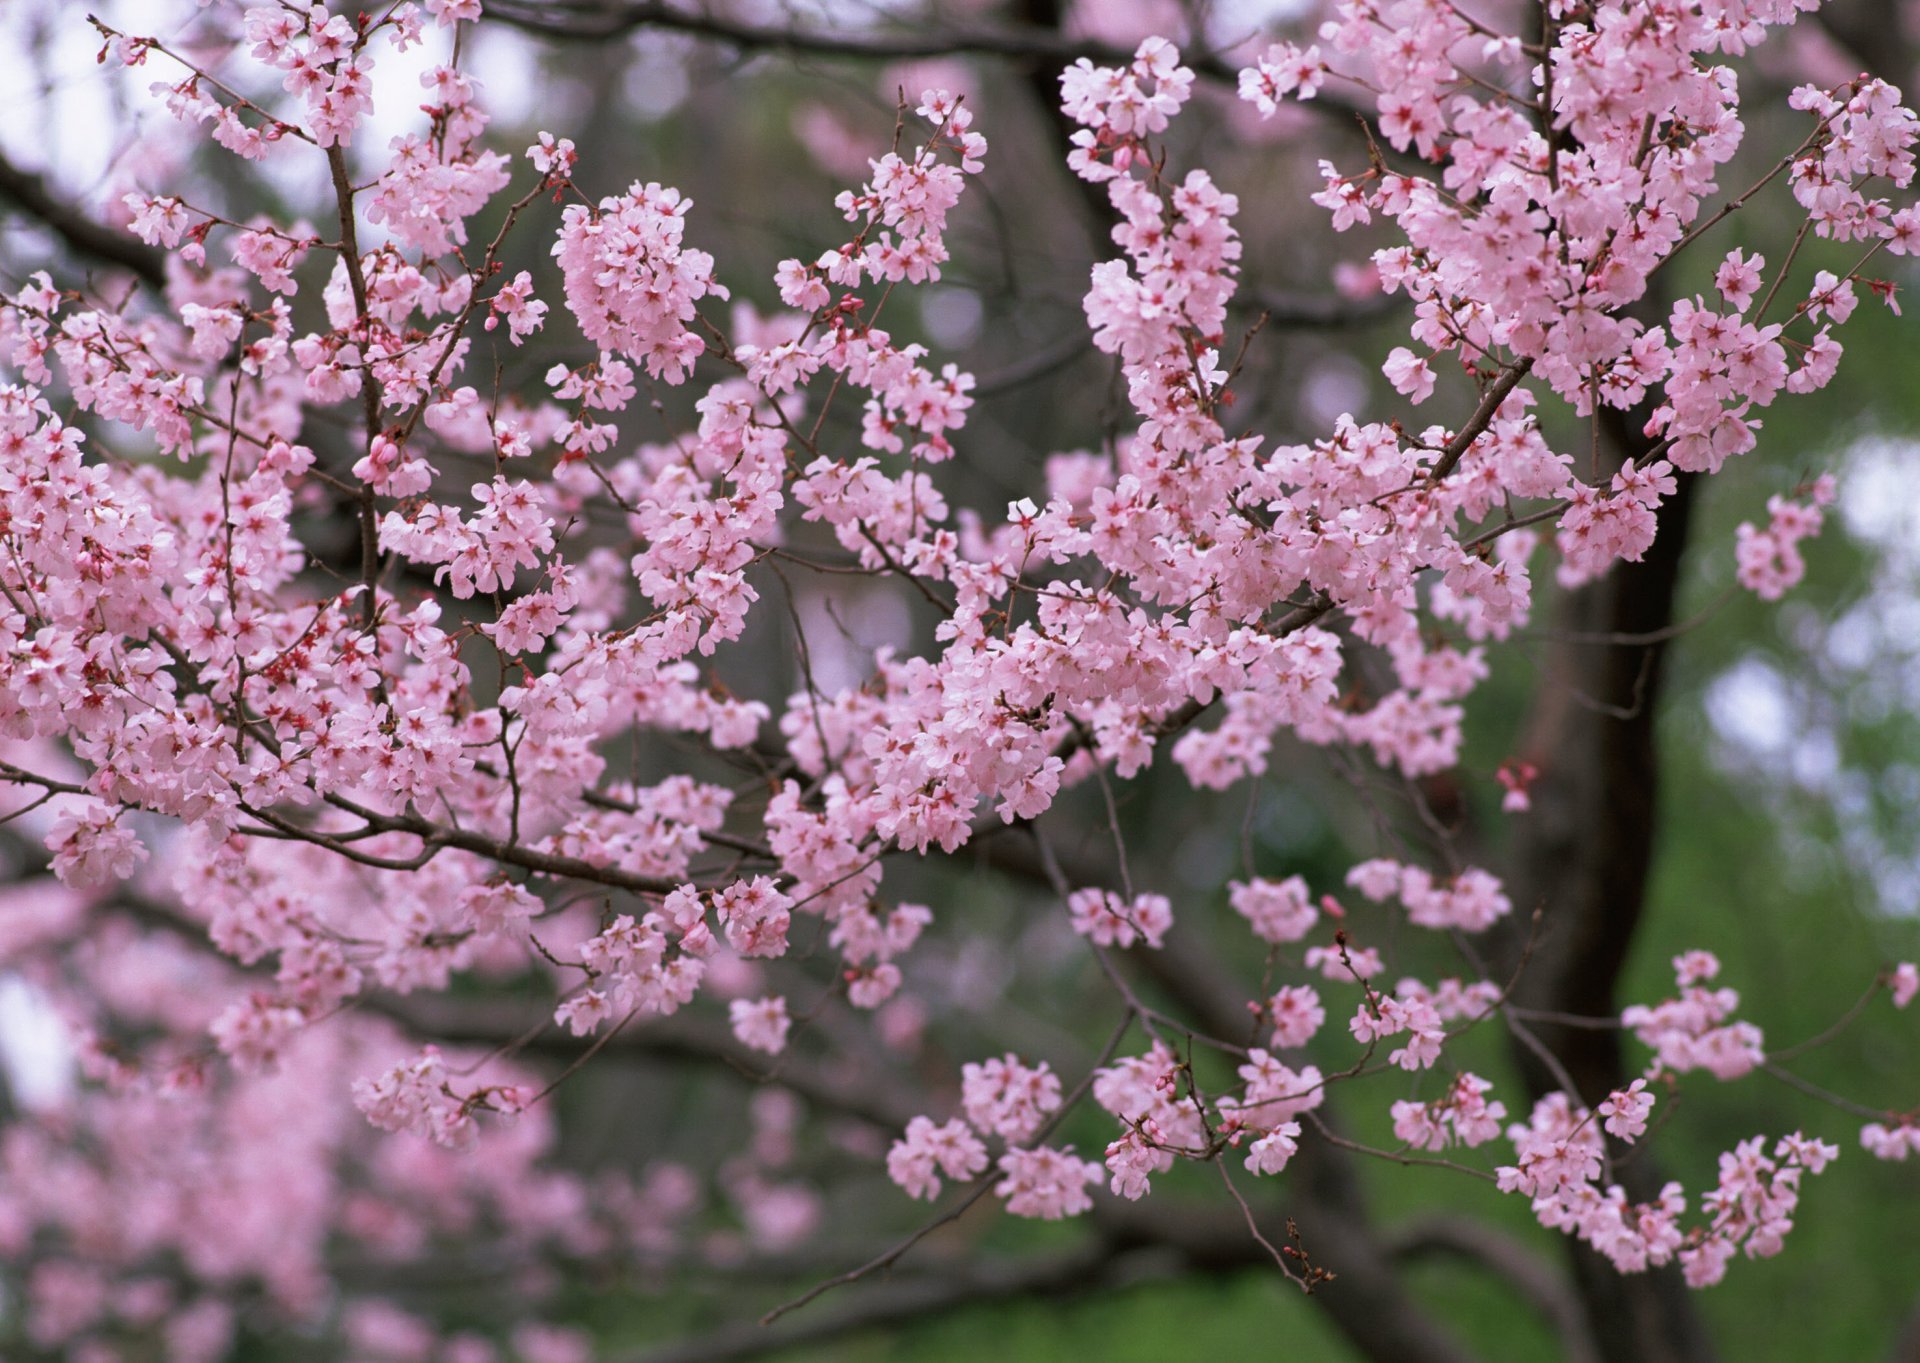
{"left": 1501, "top": 431, "right": 1720, "bottom": 1363}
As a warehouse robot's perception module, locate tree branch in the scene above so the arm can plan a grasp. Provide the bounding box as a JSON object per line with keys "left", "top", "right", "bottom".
{"left": 367, "top": 993, "right": 924, "bottom": 1130}
{"left": 1496, "top": 391, "right": 1717, "bottom": 1363}
{"left": 1245, "top": 284, "right": 1404, "bottom": 331}
{"left": 1102, "top": 898, "right": 1482, "bottom": 1363}
{"left": 615, "top": 1240, "right": 1179, "bottom": 1363}
{"left": 1387, "top": 1215, "right": 1602, "bottom": 1363}
{"left": 486, "top": 0, "right": 1372, "bottom": 118}
{"left": 1887, "top": 1293, "right": 1920, "bottom": 1363}
{"left": 490, "top": 0, "right": 1211, "bottom": 71}
{"left": 0, "top": 149, "right": 165, "bottom": 289}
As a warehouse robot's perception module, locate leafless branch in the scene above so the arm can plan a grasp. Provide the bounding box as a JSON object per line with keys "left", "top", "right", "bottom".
{"left": 1388, "top": 1216, "right": 1602, "bottom": 1363}
{"left": 0, "top": 149, "right": 165, "bottom": 289}
{"left": 368, "top": 993, "right": 925, "bottom": 1130}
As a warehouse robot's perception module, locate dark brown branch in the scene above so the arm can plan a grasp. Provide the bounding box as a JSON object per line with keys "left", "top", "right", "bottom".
{"left": 1887, "top": 1293, "right": 1920, "bottom": 1363}
{"left": 486, "top": 0, "right": 1373, "bottom": 116}
{"left": 617, "top": 1238, "right": 1224, "bottom": 1363}
{"left": 0, "top": 150, "right": 165, "bottom": 289}
{"left": 1388, "top": 1216, "right": 1602, "bottom": 1363}
{"left": 1245, "top": 285, "right": 1404, "bottom": 331}
{"left": 1425, "top": 360, "right": 1533, "bottom": 485}
{"left": 631, "top": 1197, "right": 1481, "bottom": 1363}
{"left": 323, "top": 144, "right": 386, "bottom": 634}
{"left": 302, "top": 792, "right": 686, "bottom": 892}
{"left": 490, "top": 0, "right": 1216, "bottom": 73}
{"left": 1496, "top": 387, "right": 1716, "bottom": 1363}
{"left": 367, "top": 993, "right": 923, "bottom": 1130}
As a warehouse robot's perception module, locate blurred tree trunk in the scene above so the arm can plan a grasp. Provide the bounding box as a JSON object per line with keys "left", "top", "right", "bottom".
{"left": 1500, "top": 405, "right": 1720, "bottom": 1363}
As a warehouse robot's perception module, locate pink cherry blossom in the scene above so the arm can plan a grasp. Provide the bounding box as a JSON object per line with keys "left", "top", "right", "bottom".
{"left": 728, "top": 996, "right": 792, "bottom": 1055}
{"left": 995, "top": 1145, "right": 1102, "bottom": 1220}
{"left": 888, "top": 1116, "right": 989, "bottom": 1200}
{"left": 0, "top": 2, "right": 1909, "bottom": 1348}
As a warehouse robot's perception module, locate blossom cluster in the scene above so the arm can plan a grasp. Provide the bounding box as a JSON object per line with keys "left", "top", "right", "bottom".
{"left": 887, "top": 1053, "right": 1102, "bottom": 1218}
{"left": 0, "top": 0, "right": 1911, "bottom": 1354}
{"left": 1622, "top": 951, "right": 1767, "bottom": 1081}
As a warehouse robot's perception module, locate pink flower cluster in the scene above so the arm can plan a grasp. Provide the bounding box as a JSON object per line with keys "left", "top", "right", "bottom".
{"left": 1681, "top": 1134, "right": 1839, "bottom": 1286}
{"left": 0, "top": 0, "right": 1910, "bottom": 1346}
{"left": 888, "top": 1052, "right": 1100, "bottom": 1218}
{"left": 1067, "top": 887, "right": 1173, "bottom": 949}
{"left": 1060, "top": 37, "right": 1192, "bottom": 182}
{"left": 1622, "top": 951, "right": 1766, "bottom": 1080}
{"left": 1392, "top": 1072, "right": 1507, "bottom": 1151}
{"left": 1349, "top": 991, "right": 1447, "bottom": 1071}
{"left": 1093, "top": 1042, "right": 1206, "bottom": 1197}
{"left": 1860, "top": 1119, "right": 1920, "bottom": 1161}
{"left": 1734, "top": 476, "right": 1836, "bottom": 600}
{"left": 1229, "top": 874, "right": 1318, "bottom": 943}
{"left": 1226, "top": 1049, "right": 1325, "bottom": 1176}
{"left": 1492, "top": 1093, "right": 1825, "bottom": 1281}
{"left": 555, "top": 900, "right": 709, "bottom": 1036}
{"left": 552, "top": 182, "right": 725, "bottom": 384}
{"left": 354, "top": 1045, "right": 486, "bottom": 1151}
{"left": 1344, "top": 859, "right": 1512, "bottom": 932}
{"left": 887, "top": 1116, "right": 989, "bottom": 1200}
{"left": 1264, "top": 984, "right": 1326, "bottom": 1049}
{"left": 962, "top": 1052, "right": 1062, "bottom": 1145}
{"left": 1243, "top": 0, "right": 1918, "bottom": 597}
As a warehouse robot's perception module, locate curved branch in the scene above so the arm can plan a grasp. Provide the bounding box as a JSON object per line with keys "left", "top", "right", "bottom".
{"left": 617, "top": 1240, "right": 1169, "bottom": 1363}
{"left": 1105, "top": 906, "right": 1483, "bottom": 1363}
{"left": 625, "top": 1195, "right": 1486, "bottom": 1363}
{"left": 1387, "top": 1215, "right": 1602, "bottom": 1363}
{"left": 1497, "top": 393, "right": 1717, "bottom": 1363}
{"left": 489, "top": 0, "right": 1209, "bottom": 69}
{"left": 0, "top": 150, "right": 165, "bottom": 289}
{"left": 1245, "top": 284, "right": 1405, "bottom": 331}
{"left": 486, "top": 0, "right": 1372, "bottom": 117}
{"left": 368, "top": 993, "right": 924, "bottom": 1130}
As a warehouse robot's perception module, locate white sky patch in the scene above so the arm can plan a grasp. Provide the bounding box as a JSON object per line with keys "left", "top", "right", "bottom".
{"left": 1302, "top": 353, "right": 1371, "bottom": 427}
{"left": 1705, "top": 656, "right": 1795, "bottom": 757}
{"left": 0, "top": 976, "right": 75, "bottom": 1113}
{"left": 1839, "top": 435, "right": 1920, "bottom": 553}
{"left": 620, "top": 41, "right": 694, "bottom": 122}
{"left": 1832, "top": 437, "right": 1920, "bottom": 710}
{"left": 794, "top": 585, "right": 912, "bottom": 694}
{"left": 464, "top": 22, "right": 540, "bottom": 128}
{"left": 1210, "top": 0, "right": 1322, "bottom": 44}
{"left": 921, "top": 285, "right": 984, "bottom": 350}
{"left": 0, "top": 0, "right": 159, "bottom": 187}
{"left": 0, "top": 3, "right": 541, "bottom": 205}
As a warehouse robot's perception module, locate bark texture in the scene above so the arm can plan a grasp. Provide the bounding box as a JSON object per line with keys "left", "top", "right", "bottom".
{"left": 1500, "top": 428, "right": 1719, "bottom": 1363}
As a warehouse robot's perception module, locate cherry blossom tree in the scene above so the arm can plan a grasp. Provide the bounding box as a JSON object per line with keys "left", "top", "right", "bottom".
{"left": 0, "top": 1, "right": 1915, "bottom": 1361}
